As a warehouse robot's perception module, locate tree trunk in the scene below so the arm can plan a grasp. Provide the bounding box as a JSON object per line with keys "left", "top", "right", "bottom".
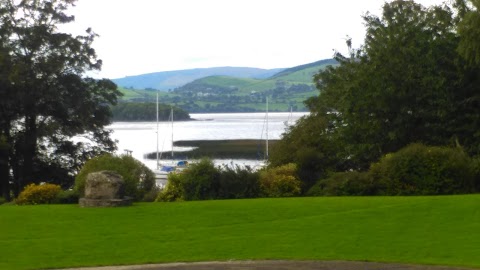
{"left": 20, "top": 113, "right": 38, "bottom": 190}
{"left": 0, "top": 139, "right": 10, "bottom": 200}
{"left": 0, "top": 122, "right": 12, "bottom": 200}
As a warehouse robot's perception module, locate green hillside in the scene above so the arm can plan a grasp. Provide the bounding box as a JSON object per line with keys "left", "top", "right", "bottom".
{"left": 118, "top": 59, "right": 338, "bottom": 113}
{"left": 119, "top": 88, "right": 153, "bottom": 99}
{"left": 112, "top": 67, "right": 284, "bottom": 91}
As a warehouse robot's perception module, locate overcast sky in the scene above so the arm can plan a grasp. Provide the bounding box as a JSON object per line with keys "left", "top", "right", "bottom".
{"left": 63, "top": 0, "right": 445, "bottom": 79}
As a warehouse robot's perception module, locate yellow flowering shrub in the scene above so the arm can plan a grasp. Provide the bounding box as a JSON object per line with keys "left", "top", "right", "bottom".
{"left": 16, "top": 183, "right": 62, "bottom": 205}
{"left": 259, "top": 163, "right": 301, "bottom": 197}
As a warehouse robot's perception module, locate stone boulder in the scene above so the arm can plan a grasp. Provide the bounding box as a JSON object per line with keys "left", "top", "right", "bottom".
{"left": 79, "top": 171, "right": 132, "bottom": 207}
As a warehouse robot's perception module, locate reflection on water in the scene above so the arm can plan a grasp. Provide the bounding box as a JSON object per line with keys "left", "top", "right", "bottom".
{"left": 108, "top": 112, "right": 307, "bottom": 169}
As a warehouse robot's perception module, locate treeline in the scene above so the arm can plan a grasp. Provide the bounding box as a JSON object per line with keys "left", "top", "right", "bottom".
{"left": 268, "top": 0, "right": 480, "bottom": 195}
{"left": 111, "top": 102, "right": 191, "bottom": 121}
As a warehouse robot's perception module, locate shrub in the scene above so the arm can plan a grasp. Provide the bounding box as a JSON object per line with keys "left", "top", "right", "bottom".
{"left": 370, "top": 144, "right": 476, "bottom": 195}
{"left": 54, "top": 189, "right": 79, "bottom": 204}
{"left": 472, "top": 157, "right": 480, "bottom": 191}
{"left": 0, "top": 196, "right": 6, "bottom": 205}
{"left": 217, "top": 165, "right": 260, "bottom": 199}
{"left": 156, "top": 173, "right": 185, "bottom": 202}
{"left": 142, "top": 186, "right": 161, "bottom": 202}
{"left": 156, "top": 161, "right": 261, "bottom": 202}
{"left": 259, "top": 163, "right": 301, "bottom": 197}
{"left": 16, "top": 183, "right": 62, "bottom": 205}
{"left": 307, "top": 171, "right": 376, "bottom": 196}
{"left": 180, "top": 158, "right": 220, "bottom": 201}
{"left": 75, "top": 154, "right": 155, "bottom": 201}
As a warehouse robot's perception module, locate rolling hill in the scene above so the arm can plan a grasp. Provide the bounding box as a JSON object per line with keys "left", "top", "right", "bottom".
{"left": 117, "top": 59, "right": 338, "bottom": 112}
{"left": 112, "top": 67, "right": 284, "bottom": 91}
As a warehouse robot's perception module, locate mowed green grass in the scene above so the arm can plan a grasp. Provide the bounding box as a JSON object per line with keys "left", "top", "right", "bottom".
{"left": 1, "top": 195, "right": 480, "bottom": 270}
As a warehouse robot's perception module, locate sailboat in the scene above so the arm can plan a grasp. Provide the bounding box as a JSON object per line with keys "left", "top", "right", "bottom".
{"left": 284, "top": 105, "right": 294, "bottom": 127}
{"left": 255, "top": 97, "right": 269, "bottom": 169}
{"left": 265, "top": 97, "right": 269, "bottom": 162}
{"left": 153, "top": 94, "right": 187, "bottom": 188}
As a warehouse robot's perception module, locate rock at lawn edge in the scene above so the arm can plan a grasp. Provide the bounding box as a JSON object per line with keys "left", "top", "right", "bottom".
{"left": 79, "top": 171, "right": 132, "bottom": 207}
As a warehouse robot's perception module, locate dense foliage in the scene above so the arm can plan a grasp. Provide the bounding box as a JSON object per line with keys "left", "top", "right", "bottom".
{"left": 111, "top": 102, "right": 191, "bottom": 121}
{"left": 16, "top": 183, "right": 62, "bottom": 205}
{"left": 259, "top": 163, "right": 302, "bottom": 197}
{"left": 370, "top": 144, "right": 477, "bottom": 195}
{"left": 156, "top": 172, "right": 185, "bottom": 202}
{"left": 0, "top": 0, "right": 121, "bottom": 200}
{"left": 307, "top": 171, "right": 375, "bottom": 197}
{"left": 308, "top": 144, "right": 479, "bottom": 196}
{"left": 270, "top": 0, "right": 480, "bottom": 194}
{"left": 217, "top": 164, "right": 261, "bottom": 199}
{"left": 177, "top": 158, "right": 221, "bottom": 201}
{"left": 75, "top": 154, "right": 155, "bottom": 201}
{"left": 156, "top": 158, "right": 261, "bottom": 201}
{"left": 457, "top": 0, "right": 480, "bottom": 64}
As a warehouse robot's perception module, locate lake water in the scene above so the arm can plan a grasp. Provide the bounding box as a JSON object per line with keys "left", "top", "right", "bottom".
{"left": 108, "top": 112, "right": 307, "bottom": 169}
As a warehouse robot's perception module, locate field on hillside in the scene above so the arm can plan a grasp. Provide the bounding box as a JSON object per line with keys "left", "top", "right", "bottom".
{"left": 2, "top": 196, "right": 479, "bottom": 270}
{"left": 115, "top": 61, "right": 335, "bottom": 112}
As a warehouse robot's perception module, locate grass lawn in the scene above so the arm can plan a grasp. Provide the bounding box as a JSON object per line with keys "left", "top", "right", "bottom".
{"left": 1, "top": 195, "right": 480, "bottom": 270}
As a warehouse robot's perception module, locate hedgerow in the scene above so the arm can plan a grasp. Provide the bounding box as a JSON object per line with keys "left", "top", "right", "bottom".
{"left": 309, "top": 144, "right": 478, "bottom": 196}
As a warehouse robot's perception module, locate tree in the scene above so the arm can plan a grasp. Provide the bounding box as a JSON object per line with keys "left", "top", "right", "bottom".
{"left": 314, "top": 0, "right": 480, "bottom": 169}
{"left": 110, "top": 102, "right": 191, "bottom": 121}
{"left": 0, "top": 0, "right": 121, "bottom": 197}
{"left": 457, "top": 0, "right": 480, "bottom": 64}
{"left": 272, "top": 0, "right": 480, "bottom": 183}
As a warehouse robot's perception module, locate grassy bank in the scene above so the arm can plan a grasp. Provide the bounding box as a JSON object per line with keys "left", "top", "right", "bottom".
{"left": 145, "top": 139, "right": 278, "bottom": 160}
{"left": 1, "top": 196, "right": 480, "bottom": 269}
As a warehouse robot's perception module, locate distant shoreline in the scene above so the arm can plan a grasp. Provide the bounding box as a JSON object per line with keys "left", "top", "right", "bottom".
{"left": 144, "top": 139, "right": 278, "bottom": 160}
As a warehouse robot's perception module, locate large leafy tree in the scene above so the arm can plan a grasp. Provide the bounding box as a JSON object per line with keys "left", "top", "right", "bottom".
{"left": 0, "top": 0, "right": 121, "bottom": 198}
{"left": 316, "top": 1, "right": 463, "bottom": 169}
{"left": 457, "top": 0, "right": 480, "bottom": 64}
{"left": 271, "top": 0, "right": 480, "bottom": 184}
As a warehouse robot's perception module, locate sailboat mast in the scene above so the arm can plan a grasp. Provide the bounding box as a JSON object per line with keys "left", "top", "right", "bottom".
{"left": 171, "top": 106, "right": 174, "bottom": 159}
{"left": 156, "top": 92, "right": 159, "bottom": 169}
{"left": 266, "top": 97, "right": 269, "bottom": 160}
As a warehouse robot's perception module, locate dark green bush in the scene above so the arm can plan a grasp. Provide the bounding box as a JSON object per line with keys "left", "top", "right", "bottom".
{"left": 142, "top": 186, "right": 161, "bottom": 202}
{"left": 472, "top": 157, "right": 480, "bottom": 191}
{"left": 156, "top": 159, "right": 261, "bottom": 202}
{"left": 0, "top": 196, "right": 6, "bottom": 205}
{"left": 180, "top": 158, "right": 220, "bottom": 201}
{"left": 217, "top": 165, "right": 260, "bottom": 199}
{"left": 308, "top": 144, "right": 477, "bottom": 196}
{"left": 307, "top": 171, "right": 376, "bottom": 196}
{"left": 75, "top": 154, "right": 155, "bottom": 201}
{"left": 54, "top": 189, "right": 79, "bottom": 204}
{"left": 370, "top": 144, "right": 476, "bottom": 195}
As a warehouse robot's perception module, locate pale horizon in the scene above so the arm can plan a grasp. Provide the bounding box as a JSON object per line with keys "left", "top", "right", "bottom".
{"left": 62, "top": 0, "right": 446, "bottom": 79}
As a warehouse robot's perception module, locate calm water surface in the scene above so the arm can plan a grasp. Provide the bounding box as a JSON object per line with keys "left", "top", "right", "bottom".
{"left": 108, "top": 112, "right": 307, "bottom": 169}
